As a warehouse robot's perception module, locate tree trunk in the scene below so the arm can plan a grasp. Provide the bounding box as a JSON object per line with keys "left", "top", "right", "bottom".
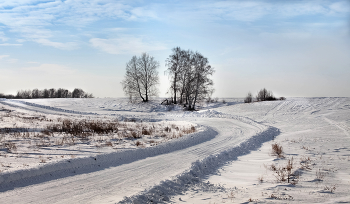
{"left": 173, "top": 73, "right": 177, "bottom": 104}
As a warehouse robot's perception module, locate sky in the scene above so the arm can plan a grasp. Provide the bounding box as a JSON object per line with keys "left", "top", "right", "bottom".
{"left": 0, "top": 0, "right": 349, "bottom": 98}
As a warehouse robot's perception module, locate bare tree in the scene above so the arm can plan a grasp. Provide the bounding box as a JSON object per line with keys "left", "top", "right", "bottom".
{"left": 49, "top": 88, "right": 56, "bottom": 98}
{"left": 256, "top": 88, "right": 276, "bottom": 101}
{"left": 72, "top": 88, "right": 84, "bottom": 98}
{"left": 122, "top": 56, "right": 139, "bottom": 102}
{"left": 67, "top": 90, "right": 72, "bottom": 98}
{"left": 168, "top": 50, "right": 215, "bottom": 110}
{"left": 121, "top": 53, "right": 159, "bottom": 102}
{"left": 57, "top": 88, "right": 64, "bottom": 98}
{"left": 43, "top": 89, "right": 50, "bottom": 98}
{"left": 32, "top": 88, "right": 39, "bottom": 98}
{"left": 244, "top": 92, "right": 253, "bottom": 103}
{"left": 187, "top": 51, "right": 214, "bottom": 110}
{"left": 165, "top": 47, "right": 184, "bottom": 104}
{"left": 165, "top": 48, "right": 215, "bottom": 109}
{"left": 63, "top": 89, "right": 69, "bottom": 98}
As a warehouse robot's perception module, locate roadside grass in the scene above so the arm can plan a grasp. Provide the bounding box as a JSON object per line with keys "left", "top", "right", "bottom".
{"left": 0, "top": 107, "right": 198, "bottom": 172}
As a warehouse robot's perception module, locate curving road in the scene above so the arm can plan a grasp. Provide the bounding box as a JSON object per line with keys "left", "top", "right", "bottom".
{"left": 0, "top": 100, "right": 269, "bottom": 203}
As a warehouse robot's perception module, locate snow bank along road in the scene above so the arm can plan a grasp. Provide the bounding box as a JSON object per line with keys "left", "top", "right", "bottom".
{"left": 0, "top": 97, "right": 348, "bottom": 203}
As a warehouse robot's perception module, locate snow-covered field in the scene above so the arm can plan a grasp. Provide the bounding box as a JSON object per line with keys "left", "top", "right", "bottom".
{"left": 0, "top": 97, "right": 349, "bottom": 203}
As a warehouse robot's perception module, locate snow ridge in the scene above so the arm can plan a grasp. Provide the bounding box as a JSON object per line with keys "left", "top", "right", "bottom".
{"left": 167, "top": 109, "right": 265, "bottom": 130}
{"left": 3, "top": 99, "right": 97, "bottom": 115}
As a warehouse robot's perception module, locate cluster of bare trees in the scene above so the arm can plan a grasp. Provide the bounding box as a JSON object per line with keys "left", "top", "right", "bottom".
{"left": 244, "top": 88, "right": 285, "bottom": 103}
{"left": 121, "top": 48, "right": 215, "bottom": 110}
{"left": 165, "top": 47, "right": 215, "bottom": 110}
{"left": 0, "top": 88, "right": 93, "bottom": 99}
{"left": 255, "top": 88, "right": 276, "bottom": 101}
{"left": 121, "top": 53, "right": 160, "bottom": 102}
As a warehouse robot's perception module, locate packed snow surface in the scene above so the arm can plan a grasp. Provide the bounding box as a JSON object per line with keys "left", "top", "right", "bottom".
{"left": 0, "top": 97, "right": 349, "bottom": 203}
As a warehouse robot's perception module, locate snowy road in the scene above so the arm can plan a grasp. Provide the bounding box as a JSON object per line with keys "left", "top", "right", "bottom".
{"left": 0, "top": 99, "right": 270, "bottom": 203}
{"left": 1, "top": 97, "right": 349, "bottom": 203}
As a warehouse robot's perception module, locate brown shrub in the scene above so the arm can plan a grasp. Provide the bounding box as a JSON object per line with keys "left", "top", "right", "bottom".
{"left": 142, "top": 128, "right": 151, "bottom": 135}
{"left": 271, "top": 143, "right": 284, "bottom": 158}
{"left": 130, "top": 131, "right": 141, "bottom": 139}
{"left": 164, "top": 126, "right": 171, "bottom": 132}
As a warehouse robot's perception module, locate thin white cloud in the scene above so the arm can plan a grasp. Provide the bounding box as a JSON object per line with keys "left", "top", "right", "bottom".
{"left": 129, "top": 7, "right": 158, "bottom": 21}
{"left": 110, "top": 27, "right": 128, "bottom": 32}
{"left": 0, "top": 55, "right": 18, "bottom": 63}
{"left": 34, "top": 38, "right": 78, "bottom": 50}
{"left": 198, "top": 1, "right": 350, "bottom": 22}
{"left": 0, "top": 0, "right": 46, "bottom": 8}
{"left": 6, "top": 58, "right": 18, "bottom": 63}
{"left": 90, "top": 36, "right": 167, "bottom": 55}
{"left": 329, "top": 1, "right": 350, "bottom": 13}
{"left": 0, "top": 1, "right": 156, "bottom": 28}
{"left": 202, "top": 1, "right": 271, "bottom": 22}
{"left": 11, "top": 27, "right": 53, "bottom": 39}
{"left": 22, "top": 64, "right": 76, "bottom": 75}
{"left": 0, "top": 31, "right": 8, "bottom": 41}
{"left": 161, "top": 0, "right": 349, "bottom": 24}
{"left": 0, "top": 43, "right": 22, "bottom": 46}
{"left": 0, "top": 55, "right": 10, "bottom": 60}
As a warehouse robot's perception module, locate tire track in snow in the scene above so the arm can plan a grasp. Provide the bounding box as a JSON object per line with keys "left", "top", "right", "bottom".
{"left": 323, "top": 116, "right": 350, "bottom": 137}
{"left": 119, "top": 126, "right": 279, "bottom": 203}
{"left": 1, "top": 99, "right": 97, "bottom": 115}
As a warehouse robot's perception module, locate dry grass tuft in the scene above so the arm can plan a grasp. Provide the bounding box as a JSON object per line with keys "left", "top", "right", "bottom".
{"left": 315, "top": 168, "right": 326, "bottom": 181}
{"left": 323, "top": 185, "right": 336, "bottom": 193}
{"left": 271, "top": 143, "right": 284, "bottom": 158}
{"left": 4, "top": 142, "right": 17, "bottom": 153}
{"left": 269, "top": 157, "right": 298, "bottom": 184}
{"left": 39, "top": 156, "right": 46, "bottom": 163}
{"left": 164, "top": 126, "right": 171, "bottom": 132}
{"left": 130, "top": 131, "right": 141, "bottom": 139}
{"left": 135, "top": 141, "right": 143, "bottom": 147}
{"left": 270, "top": 193, "right": 293, "bottom": 200}
{"left": 300, "top": 156, "right": 313, "bottom": 170}
{"left": 142, "top": 128, "right": 152, "bottom": 135}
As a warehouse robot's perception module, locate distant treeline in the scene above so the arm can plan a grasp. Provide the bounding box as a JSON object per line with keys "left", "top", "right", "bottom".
{"left": 0, "top": 88, "right": 94, "bottom": 99}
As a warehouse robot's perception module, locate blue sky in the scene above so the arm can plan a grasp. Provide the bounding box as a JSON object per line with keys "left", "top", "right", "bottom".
{"left": 0, "top": 0, "right": 349, "bottom": 98}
